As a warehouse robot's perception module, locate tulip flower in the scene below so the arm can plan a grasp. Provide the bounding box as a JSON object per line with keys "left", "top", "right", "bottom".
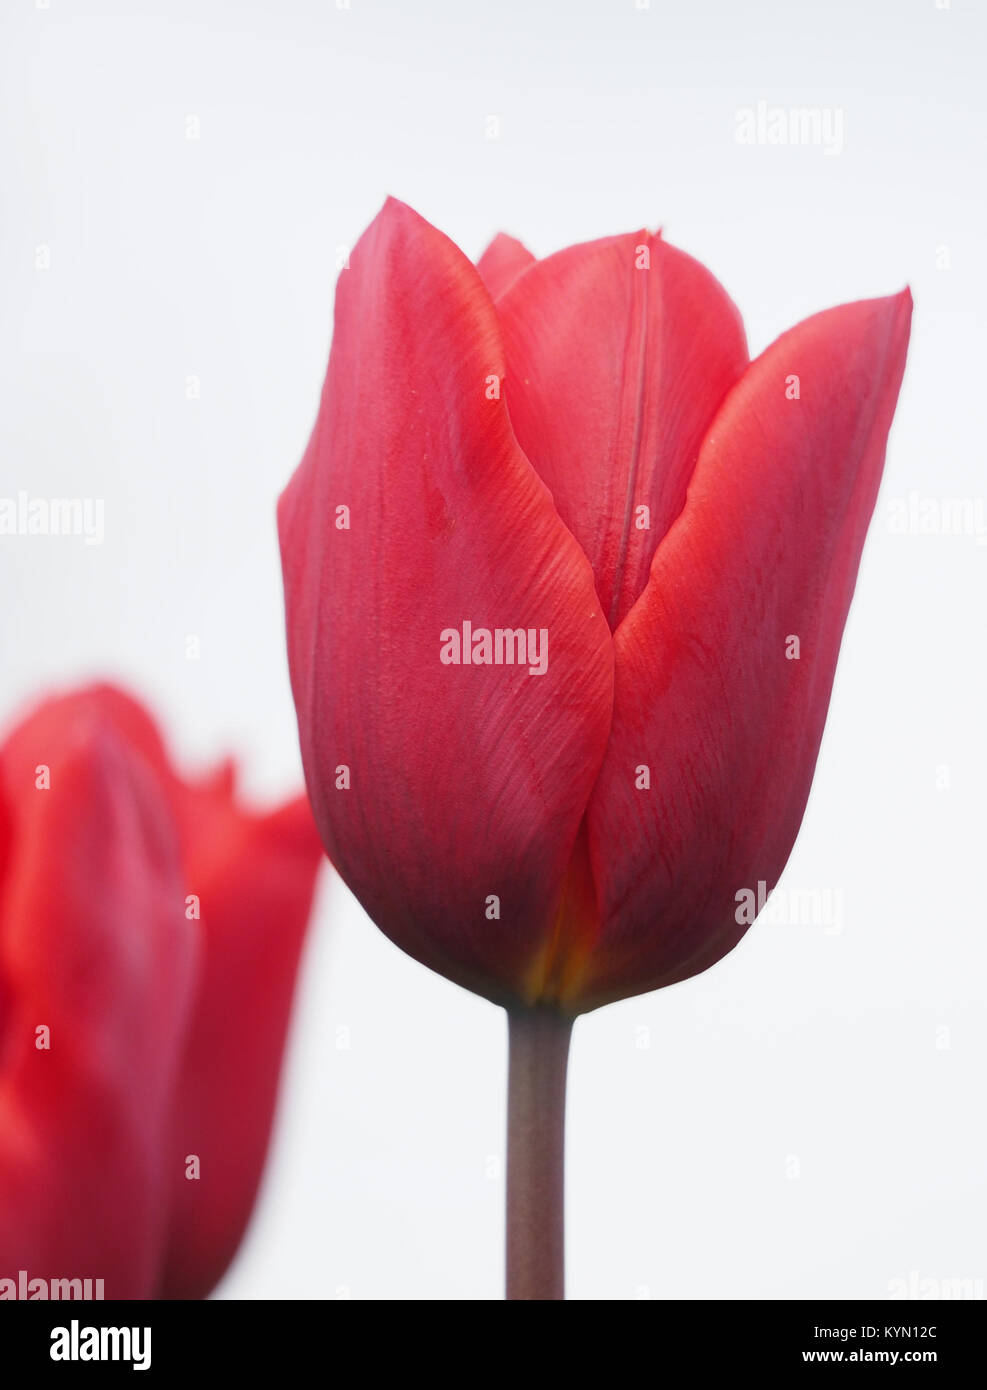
{"left": 0, "top": 684, "right": 323, "bottom": 1299}
{"left": 278, "top": 198, "right": 911, "bottom": 1298}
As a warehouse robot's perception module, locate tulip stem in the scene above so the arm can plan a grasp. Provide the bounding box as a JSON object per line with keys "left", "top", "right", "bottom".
{"left": 505, "top": 1005, "right": 573, "bottom": 1300}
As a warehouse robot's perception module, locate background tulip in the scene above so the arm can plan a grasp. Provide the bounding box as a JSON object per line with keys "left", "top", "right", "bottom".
{"left": 279, "top": 197, "right": 910, "bottom": 1299}
{"left": 0, "top": 685, "right": 323, "bottom": 1299}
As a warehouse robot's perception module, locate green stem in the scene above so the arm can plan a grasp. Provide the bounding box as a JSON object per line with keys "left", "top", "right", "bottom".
{"left": 505, "top": 1006, "right": 573, "bottom": 1300}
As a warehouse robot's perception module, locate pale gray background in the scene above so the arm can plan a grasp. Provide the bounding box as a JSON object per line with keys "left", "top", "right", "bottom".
{"left": 1, "top": 0, "right": 984, "bottom": 1300}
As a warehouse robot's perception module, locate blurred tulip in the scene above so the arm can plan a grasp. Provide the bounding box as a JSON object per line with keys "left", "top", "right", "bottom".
{"left": 0, "top": 685, "right": 323, "bottom": 1299}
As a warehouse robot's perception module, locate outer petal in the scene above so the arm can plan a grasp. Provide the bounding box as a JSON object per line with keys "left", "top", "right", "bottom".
{"left": 497, "top": 233, "right": 749, "bottom": 630}
{"left": 570, "top": 290, "right": 912, "bottom": 1010}
{"left": 159, "top": 791, "right": 323, "bottom": 1299}
{"left": 0, "top": 704, "right": 195, "bottom": 1298}
{"left": 279, "top": 198, "right": 613, "bottom": 1006}
{"left": 476, "top": 231, "right": 536, "bottom": 299}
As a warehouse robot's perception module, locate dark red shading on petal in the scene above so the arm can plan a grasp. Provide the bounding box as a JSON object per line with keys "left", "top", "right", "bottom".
{"left": 497, "top": 232, "right": 749, "bottom": 631}
{"left": 476, "top": 231, "right": 536, "bottom": 300}
{"left": 568, "top": 290, "right": 912, "bottom": 1010}
{"left": 159, "top": 792, "right": 322, "bottom": 1299}
{"left": 0, "top": 705, "right": 195, "bottom": 1298}
{"left": 279, "top": 198, "right": 614, "bottom": 1007}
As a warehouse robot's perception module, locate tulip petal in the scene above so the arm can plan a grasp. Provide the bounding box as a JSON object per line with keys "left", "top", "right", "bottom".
{"left": 571, "top": 290, "right": 912, "bottom": 1010}
{"left": 0, "top": 706, "right": 195, "bottom": 1298}
{"left": 497, "top": 232, "right": 749, "bottom": 630}
{"left": 279, "top": 198, "right": 613, "bottom": 1005}
{"left": 477, "top": 231, "right": 536, "bottom": 299}
{"left": 159, "top": 793, "right": 323, "bottom": 1299}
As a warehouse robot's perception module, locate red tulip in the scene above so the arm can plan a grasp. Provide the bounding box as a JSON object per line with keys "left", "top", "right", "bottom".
{"left": 278, "top": 198, "right": 910, "bottom": 1297}
{"left": 0, "top": 685, "right": 323, "bottom": 1299}
{"left": 279, "top": 197, "right": 910, "bottom": 1015}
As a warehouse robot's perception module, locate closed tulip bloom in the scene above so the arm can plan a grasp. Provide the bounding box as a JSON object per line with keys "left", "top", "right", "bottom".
{"left": 279, "top": 198, "right": 910, "bottom": 1014}
{"left": 278, "top": 198, "right": 910, "bottom": 1297}
{"left": 0, "top": 685, "right": 323, "bottom": 1300}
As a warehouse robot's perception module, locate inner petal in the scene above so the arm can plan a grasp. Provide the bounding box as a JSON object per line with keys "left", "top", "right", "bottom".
{"left": 496, "top": 231, "right": 749, "bottom": 630}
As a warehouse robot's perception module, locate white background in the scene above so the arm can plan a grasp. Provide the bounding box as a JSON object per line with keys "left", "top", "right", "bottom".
{"left": 2, "top": 0, "right": 984, "bottom": 1300}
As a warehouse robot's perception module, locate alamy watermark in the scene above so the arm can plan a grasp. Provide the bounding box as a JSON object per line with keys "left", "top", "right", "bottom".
{"left": 1, "top": 1268, "right": 104, "bottom": 1299}
{"left": 888, "top": 1271, "right": 984, "bottom": 1300}
{"left": 50, "top": 1320, "right": 151, "bottom": 1371}
{"left": 735, "top": 100, "right": 844, "bottom": 155}
{"left": 735, "top": 880, "right": 844, "bottom": 934}
{"left": 0, "top": 490, "right": 104, "bottom": 545}
{"left": 886, "top": 491, "right": 987, "bottom": 544}
{"left": 439, "top": 621, "right": 548, "bottom": 676}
